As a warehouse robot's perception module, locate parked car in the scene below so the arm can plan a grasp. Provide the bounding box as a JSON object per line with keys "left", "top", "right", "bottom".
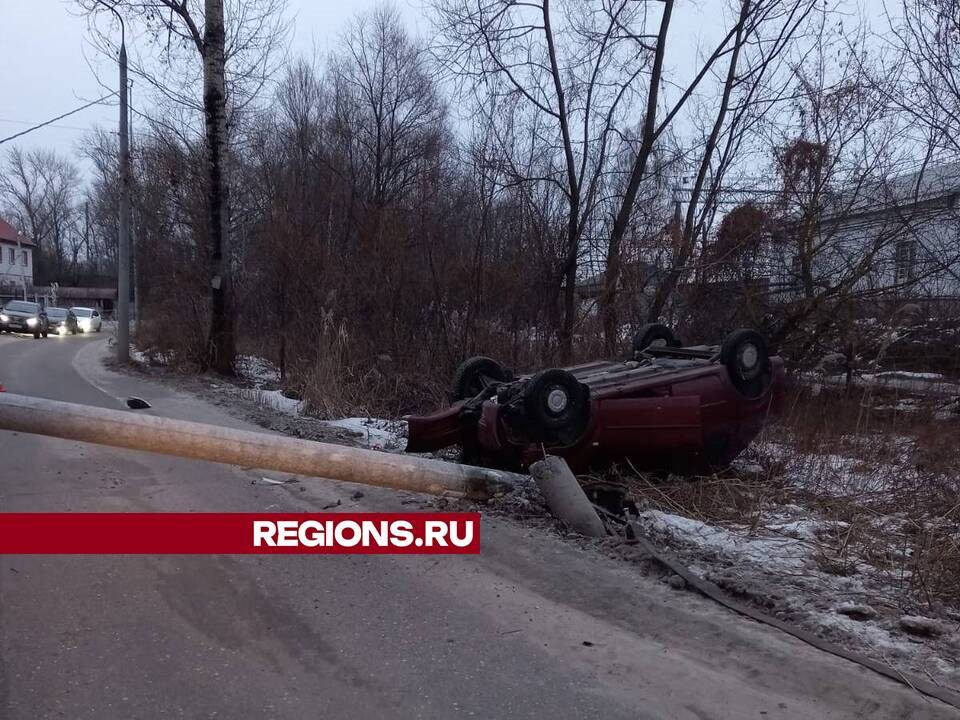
{"left": 70, "top": 307, "right": 102, "bottom": 333}
{"left": 0, "top": 300, "right": 49, "bottom": 339}
{"left": 406, "top": 325, "right": 785, "bottom": 474}
{"left": 46, "top": 307, "right": 79, "bottom": 335}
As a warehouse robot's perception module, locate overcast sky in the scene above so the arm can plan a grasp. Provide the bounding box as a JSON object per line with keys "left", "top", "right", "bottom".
{"left": 1, "top": 1, "right": 890, "bottom": 179}
{"left": 0, "top": 0, "right": 424, "bottom": 170}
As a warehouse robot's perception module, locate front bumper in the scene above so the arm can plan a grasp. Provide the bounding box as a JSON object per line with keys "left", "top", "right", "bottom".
{"left": 1, "top": 320, "right": 36, "bottom": 332}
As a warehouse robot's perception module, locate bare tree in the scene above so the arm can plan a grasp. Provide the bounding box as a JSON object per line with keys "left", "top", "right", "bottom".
{"left": 752, "top": 26, "right": 960, "bottom": 353}
{"left": 78, "top": 0, "right": 289, "bottom": 372}
{"left": 332, "top": 5, "right": 444, "bottom": 209}
{"left": 430, "top": 0, "right": 659, "bottom": 358}
{"left": 604, "top": 0, "right": 817, "bottom": 348}
{"left": 1, "top": 147, "right": 83, "bottom": 283}
{"left": 430, "top": 0, "right": 817, "bottom": 357}
{"left": 890, "top": 0, "right": 960, "bottom": 160}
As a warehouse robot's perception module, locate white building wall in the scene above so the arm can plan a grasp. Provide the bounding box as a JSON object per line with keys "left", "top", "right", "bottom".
{"left": 0, "top": 241, "right": 34, "bottom": 287}
{"left": 760, "top": 197, "right": 960, "bottom": 302}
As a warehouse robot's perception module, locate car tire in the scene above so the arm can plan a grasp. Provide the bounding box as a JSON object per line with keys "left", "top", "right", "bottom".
{"left": 632, "top": 323, "right": 678, "bottom": 356}
{"left": 451, "top": 356, "right": 512, "bottom": 401}
{"left": 521, "top": 369, "right": 590, "bottom": 444}
{"left": 721, "top": 328, "right": 770, "bottom": 386}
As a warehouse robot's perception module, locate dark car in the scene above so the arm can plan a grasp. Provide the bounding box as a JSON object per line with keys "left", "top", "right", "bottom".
{"left": 46, "top": 307, "right": 79, "bottom": 336}
{"left": 0, "top": 301, "right": 49, "bottom": 339}
{"left": 406, "top": 326, "right": 785, "bottom": 474}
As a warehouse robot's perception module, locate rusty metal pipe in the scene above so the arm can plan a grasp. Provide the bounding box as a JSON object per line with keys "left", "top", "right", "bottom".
{"left": 0, "top": 393, "right": 525, "bottom": 500}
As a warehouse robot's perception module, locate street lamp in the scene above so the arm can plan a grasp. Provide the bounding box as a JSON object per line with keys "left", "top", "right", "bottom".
{"left": 95, "top": 0, "right": 131, "bottom": 363}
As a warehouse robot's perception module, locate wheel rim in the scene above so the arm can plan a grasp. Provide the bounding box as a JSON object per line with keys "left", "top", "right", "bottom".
{"left": 546, "top": 386, "right": 569, "bottom": 415}
{"left": 740, "top": 344, "right": 759, "bottom": 370}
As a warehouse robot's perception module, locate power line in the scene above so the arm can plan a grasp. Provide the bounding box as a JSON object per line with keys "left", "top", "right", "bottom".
{"left": 0, "top": 94, "right": 117, "bottom": 146}
{"left": 0, "top": 118, "right": 94, "bottom": 133}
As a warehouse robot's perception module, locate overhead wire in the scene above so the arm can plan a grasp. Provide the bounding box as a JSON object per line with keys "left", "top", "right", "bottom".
{"left": 0, "top": 93, "right": 117, "bottom": 146}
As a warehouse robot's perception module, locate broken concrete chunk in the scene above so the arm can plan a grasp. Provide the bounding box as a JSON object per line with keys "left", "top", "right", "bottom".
{"left": 898, "top": 615, "right": 944, "bottom": 637}
{"left": 666, "top": 574, "right": 687, "bottom": 590}
{"left": 836, "top": 603, "right": 877, "bottom": 621}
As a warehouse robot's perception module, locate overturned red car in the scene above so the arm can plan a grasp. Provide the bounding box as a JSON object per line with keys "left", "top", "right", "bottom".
{"left": 406, "top": 325, "right": 785, "bottom": 474}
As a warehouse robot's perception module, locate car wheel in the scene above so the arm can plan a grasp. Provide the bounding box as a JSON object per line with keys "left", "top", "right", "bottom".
{"left": 451, "top": 356, "right": 511, "bottom": 401}
{"left": 521, "top": 369, "right": 590, "bottom": 444}
{"left": 721, "top": 328, "right": 770, "bottom": 387}
{"left": 632, "top": 323, "right": 679, "bottom": 357}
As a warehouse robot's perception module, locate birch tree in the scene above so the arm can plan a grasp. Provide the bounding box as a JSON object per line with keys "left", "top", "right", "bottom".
{"left": 79, "top": 0, "right": 287, "bottom": 372}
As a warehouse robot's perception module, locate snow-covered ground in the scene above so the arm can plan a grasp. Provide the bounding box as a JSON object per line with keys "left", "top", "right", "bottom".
{"left": 234, "top": 354, "right": 281, "bottom": 387}
{"left": 821, "top": 371, "right": 960, "bottom": 395}
{"left": 232, "top": 356, "right": 407, "bottom": 451}
{"left": 241, "top": 387, "right": 306, "bottom": 416}
{"left": 634, "top": 503, "right": 960, "bottom": 684}
{"left": 630, "top": 435, "right": 960, "bottom": 690}
{"left": 321, "top": 417, "right": 406, "bottom": 451}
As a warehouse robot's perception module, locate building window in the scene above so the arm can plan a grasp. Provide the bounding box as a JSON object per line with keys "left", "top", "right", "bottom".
{"left": 895, "top": 239, "right": 916, "bottom": 284}
{"left": 7, "top": 248, "right": 13, "bottom": 265}
{"left": 21, "top": 250, "right": 28, "bottom": 266}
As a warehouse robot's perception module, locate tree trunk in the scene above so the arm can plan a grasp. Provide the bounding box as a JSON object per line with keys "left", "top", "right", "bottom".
{"left": 600, "top": 0, "right": 675, "bottom": 353}
{"left": 646, "top": 0, "right": 750, "bottom": 322}
{"left": 203, "top": 0, "right": 235, "bottom": 374}
{"left": 559, "top": 215, "right": 578, "bottom": 361}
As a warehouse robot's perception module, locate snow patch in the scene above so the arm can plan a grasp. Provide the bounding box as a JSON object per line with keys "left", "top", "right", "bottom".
{"left": 638, "top": 510, "right": 813, "bottom": 571}
{"left": 234, "top": 355, "right": 280, "bottom": 387}
{"left": 321, "top": 417, "right": 406, "bottom": 451}
{"left": 242, "top": 388, "right": 305, "bottom": 416}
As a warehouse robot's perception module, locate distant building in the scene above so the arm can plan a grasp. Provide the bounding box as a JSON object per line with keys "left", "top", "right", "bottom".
{"left": 0, "top": 218, "right": 34, "bottom": 292}
{"left": 766, "top": 162, "right": 960, "bottom": 301}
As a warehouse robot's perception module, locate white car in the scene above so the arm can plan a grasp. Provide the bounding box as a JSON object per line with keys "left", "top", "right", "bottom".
{"left": 70, "top": 307, "right": 103, "bottom": 333}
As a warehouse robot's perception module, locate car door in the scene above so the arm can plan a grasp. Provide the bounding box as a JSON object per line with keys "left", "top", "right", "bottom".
{"left": 92, "top": 310, "right": 101, "bottom": 330}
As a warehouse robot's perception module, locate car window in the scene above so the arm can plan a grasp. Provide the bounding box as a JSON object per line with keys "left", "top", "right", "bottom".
{"left": 47, "top": 309, "right": 67, "bottom": 319}
{"left": 72, "top": 308, "right": 92, "bottom": 318}
{"left": 92, "top": 311, "right": 100, "bottom": 318}
{"left": 3, "top": 301, "right": 39, "bottom": 313}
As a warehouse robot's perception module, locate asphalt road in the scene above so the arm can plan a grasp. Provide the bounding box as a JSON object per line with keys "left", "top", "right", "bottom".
{"left": 0, "top": 331, "right": 955, "bottom": 719}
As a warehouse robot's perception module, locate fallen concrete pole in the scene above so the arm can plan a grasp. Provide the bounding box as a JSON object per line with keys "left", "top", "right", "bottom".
{"left": 530, "top": 456, "right": 606, "bottom": 537}
{"left": 0, "top": 393, "right": 524, "bottom": 500}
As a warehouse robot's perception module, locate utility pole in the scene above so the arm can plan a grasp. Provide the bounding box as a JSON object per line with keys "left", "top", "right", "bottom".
{"left": 16, "top": 238, "right": 26, "bottom": 300}
{"left": 129, "top": 78, "right": 140, "bottom": 335}
{"left": 117, "top": 37, "right": 131, "bottom": 363}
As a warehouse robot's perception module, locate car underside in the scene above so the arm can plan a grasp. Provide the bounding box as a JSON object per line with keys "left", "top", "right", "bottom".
{"left": 406, "top": 325, "right": 785, "bottom": 474}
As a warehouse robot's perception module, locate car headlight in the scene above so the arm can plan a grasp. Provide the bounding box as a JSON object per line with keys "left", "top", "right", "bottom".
{"left": 0, "top": 314, "right": 7, "bottom": 322}
{"left": 26, "top": 317, "right": 38, "bottom": 327}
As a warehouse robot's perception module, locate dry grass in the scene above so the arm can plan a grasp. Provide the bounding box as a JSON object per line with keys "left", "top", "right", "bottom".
{"left": 613, "top": 383, "right": 960, "bottom": 613}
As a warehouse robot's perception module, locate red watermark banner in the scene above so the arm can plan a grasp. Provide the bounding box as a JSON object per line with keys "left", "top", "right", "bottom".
{"left": 0, "top": 513, "right": 480, "bottom": 554}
